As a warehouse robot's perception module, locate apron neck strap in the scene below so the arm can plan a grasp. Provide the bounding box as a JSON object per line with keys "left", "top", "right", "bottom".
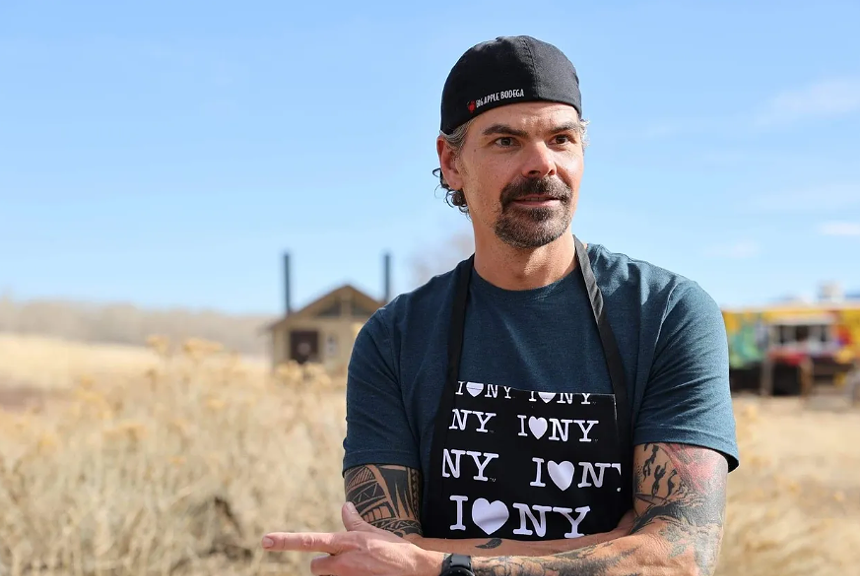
{"left": 573, "top": 236, "right": 633, "bottom": 497}
{"left": 445, "top": 254, "right": 474, "bottom": 401}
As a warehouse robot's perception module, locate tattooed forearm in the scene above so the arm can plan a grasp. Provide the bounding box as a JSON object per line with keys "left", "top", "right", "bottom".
{"left": 630, "top": 443, "right": 727, "bottom": 575}
{"left": 476, "top": 539, "right": 503, "bottom": 550}
{"left": 344, "top": 464, "right": 423, "bottom": 537}
{"left": 471, "top": 443, "right": 729, "bottom": 576}
{"left": 473, "top": 545, "right": 640, "bottom": 576}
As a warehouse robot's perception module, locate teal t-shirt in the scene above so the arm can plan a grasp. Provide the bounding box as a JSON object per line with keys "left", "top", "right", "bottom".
{"left": 342, "top": 242, "right": 740, "bottom": 503}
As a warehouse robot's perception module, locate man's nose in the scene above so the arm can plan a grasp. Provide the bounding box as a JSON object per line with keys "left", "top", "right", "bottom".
{"left": 520, "top": 143, "right": 557, "bottom": 179}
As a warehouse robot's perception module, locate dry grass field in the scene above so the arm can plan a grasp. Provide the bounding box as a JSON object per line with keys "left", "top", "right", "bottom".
{"left": 1, "top": 333, "right": 859, "bottom": 575}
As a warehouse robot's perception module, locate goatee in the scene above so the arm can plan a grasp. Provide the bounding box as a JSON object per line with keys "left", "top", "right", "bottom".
{"left": 494, "top": 177, "right": 574, "bottom": 249}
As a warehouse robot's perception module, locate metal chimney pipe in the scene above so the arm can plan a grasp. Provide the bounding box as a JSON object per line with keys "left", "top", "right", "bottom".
{"left": 383, "top": 252, "right": 392, "bottom": 304}
{"left": 284, "top": 252, "right": 292, "bottom": 316}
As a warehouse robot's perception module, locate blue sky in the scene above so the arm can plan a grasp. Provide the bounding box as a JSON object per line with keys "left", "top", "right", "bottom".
{"left": 1, "top": 0, "right": 859, "bottom": 316}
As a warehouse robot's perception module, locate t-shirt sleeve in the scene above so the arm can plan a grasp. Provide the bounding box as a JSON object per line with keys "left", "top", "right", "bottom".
{"left": 634, "top": 280, "right": 740, "bottom": 472}
{"left": 342, "top": 310, "right": 421, "bottom": 475}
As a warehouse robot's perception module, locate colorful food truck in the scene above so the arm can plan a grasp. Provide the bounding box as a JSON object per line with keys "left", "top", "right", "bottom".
{"left": 722, "top": 298, "right": 860, "bottom": 395}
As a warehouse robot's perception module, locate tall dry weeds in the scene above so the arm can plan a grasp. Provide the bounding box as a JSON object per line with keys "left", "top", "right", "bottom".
{"left": 0, "top": 337, "right": 347, "bottom": 576}
{"left": 0, "top": 335, "right": 858, "bottom": 575}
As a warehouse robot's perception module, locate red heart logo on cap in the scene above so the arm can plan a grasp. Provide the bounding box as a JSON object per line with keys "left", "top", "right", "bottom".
{"left": 467, "top": 101, "right": 476, "bottom": 113}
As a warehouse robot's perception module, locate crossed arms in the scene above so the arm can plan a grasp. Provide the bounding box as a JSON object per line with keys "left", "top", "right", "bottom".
{"left": 344, "top": 441, "right": 728, "bottom": 576}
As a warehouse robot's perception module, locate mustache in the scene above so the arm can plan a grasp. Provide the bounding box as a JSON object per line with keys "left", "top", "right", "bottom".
{"left": 500, "top": 177, "right": 572, "bottom": 208}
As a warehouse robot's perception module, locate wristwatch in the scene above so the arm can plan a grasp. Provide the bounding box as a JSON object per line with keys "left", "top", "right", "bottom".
{"left": 440, "top": 554, "right": 475, "bottom": 576}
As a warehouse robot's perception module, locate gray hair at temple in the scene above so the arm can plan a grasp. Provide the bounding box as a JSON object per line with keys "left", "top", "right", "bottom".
{"left": 432, "top": 116, "right": 589, "bottom": 216}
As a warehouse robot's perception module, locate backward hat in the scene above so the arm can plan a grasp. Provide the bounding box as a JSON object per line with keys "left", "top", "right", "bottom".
{"left": 440, "top": 35, "right": 582, "bottom": 135}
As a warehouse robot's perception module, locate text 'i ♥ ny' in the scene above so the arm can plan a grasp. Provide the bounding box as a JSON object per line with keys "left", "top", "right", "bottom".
{"left": 442, "top": 381, "right": 623, "bottom": 539}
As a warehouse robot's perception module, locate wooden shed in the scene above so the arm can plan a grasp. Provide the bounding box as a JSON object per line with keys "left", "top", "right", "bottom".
{"left": 262, "top": 252, "right": 391, "bottom": 373}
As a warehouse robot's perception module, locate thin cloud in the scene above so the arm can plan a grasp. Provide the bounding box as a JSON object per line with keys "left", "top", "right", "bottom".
{"left": 705, "top": 240, "right": 761, "bottom": 259}
{"left": 612, "top": 76, "right": 860, "bottom": 142}
{"left": 819, "top": 221, "right": 860, "bottom": 237}
{"left": 755, "top": 77, "right": 860, "bottom": 127}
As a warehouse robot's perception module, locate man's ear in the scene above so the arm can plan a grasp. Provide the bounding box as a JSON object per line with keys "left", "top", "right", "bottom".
{"left": 436, "top": 137, "right": 465, "bottom": 192}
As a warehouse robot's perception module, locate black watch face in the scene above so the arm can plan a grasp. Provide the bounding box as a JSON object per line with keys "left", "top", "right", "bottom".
{"left": 445, "top": 569, "right": 474, "bottom": 576}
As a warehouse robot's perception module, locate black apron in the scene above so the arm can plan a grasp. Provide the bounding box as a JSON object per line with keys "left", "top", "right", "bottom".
{"left": 423, "top": 235, "right": 633, "bottom": 541}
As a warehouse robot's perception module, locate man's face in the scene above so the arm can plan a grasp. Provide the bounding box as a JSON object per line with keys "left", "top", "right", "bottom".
{"left": 438, "top": 102, "right": 584, "bottom": 250}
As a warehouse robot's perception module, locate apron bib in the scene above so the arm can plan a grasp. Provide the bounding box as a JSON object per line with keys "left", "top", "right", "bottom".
{"left": 423, "top": 235, "right": 633, "bottom": 541}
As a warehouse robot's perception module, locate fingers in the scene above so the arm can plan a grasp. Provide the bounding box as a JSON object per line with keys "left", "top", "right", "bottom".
{"left": 342, "top": 502, "right": 386, "bottom": 534}
{"left": 310, "top": 553, "right": 339, "bottom": 576}
{"left": 262, "top": 532, "right": 343, "bottom": 554}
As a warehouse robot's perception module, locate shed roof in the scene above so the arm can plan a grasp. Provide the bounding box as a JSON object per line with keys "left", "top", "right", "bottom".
{"left": 261, "top": 283, "right": 383, "bottom": 332}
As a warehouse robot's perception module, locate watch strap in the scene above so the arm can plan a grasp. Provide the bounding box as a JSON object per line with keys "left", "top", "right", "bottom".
{"left": 441, "top": 553, "right": 473, "bottom": 576}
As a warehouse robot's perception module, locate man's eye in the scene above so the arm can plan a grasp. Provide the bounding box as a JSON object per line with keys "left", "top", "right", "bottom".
{"left": 554, "top": 135, "right": 572, "bottom": 144}
{"left": 495, "top": 137, "right": 515, "bottom": 147}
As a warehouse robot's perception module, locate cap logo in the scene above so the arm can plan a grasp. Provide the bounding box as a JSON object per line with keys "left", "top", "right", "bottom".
{"left": 471, "top": 88, "right": 525, "bottom": 112}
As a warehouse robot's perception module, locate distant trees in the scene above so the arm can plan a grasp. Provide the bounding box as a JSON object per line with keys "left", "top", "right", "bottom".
{"left": 408, "top": 229, "right": 474, "bottom": 287}
{"left": 0, "top": 227, "right": 481, "bottom": 355}
{"left": 0, "top": 291, "right": 274, "bottom": 356}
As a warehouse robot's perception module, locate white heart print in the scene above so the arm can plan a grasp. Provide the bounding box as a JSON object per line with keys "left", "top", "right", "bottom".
{"left": 465, "top": 382, "right": 484, "bottom": 397}
{"left": 538, "top": 392, "right": 556, "bottom": 403}
{"left": 472, "top": 498, "right": 509, "bottom": 535}
{"left": 528, "top": 416, "right": 548, "bottom": 439}
{"left": 548, "top": 460, "right": 575, "bottom": 491}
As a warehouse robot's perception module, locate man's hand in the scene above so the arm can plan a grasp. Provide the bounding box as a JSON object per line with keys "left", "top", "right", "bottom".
{"left": 262, "top": 502, "right": 444, "bottom": 576}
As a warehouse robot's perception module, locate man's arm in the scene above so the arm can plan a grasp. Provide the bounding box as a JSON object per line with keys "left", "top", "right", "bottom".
{"left": 344, "top": 464, "right": 633, "bottom": 557}
{"left": 470, "top": 441, "right": 727, "bottom": 576}
{"left": 344, "top": 464, "right": 423, "bottom": 538}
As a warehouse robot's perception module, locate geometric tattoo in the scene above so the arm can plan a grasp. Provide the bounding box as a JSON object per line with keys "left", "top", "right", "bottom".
{"left": 344, "top": 464, "right": 424, "bottom": 537}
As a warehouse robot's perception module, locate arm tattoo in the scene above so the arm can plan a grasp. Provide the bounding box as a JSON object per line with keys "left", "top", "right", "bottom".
{"left": 472, "top": 443, "right": 728, "bottom": 576}
{"left": 476, "top": 539, "right": 503, "bottom": 549}
{"left": 344, "top": 464, "right": 423, "bottom": 537}
{"left": 474, "top": 546, "right": 640, "bottom": 576}
{"left": 630, "top": 443, "right": 727, "bottom": 575}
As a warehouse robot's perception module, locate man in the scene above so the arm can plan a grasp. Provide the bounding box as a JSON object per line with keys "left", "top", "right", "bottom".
{"left": 263, "top": 35, "right": 740, "bottom": 576}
